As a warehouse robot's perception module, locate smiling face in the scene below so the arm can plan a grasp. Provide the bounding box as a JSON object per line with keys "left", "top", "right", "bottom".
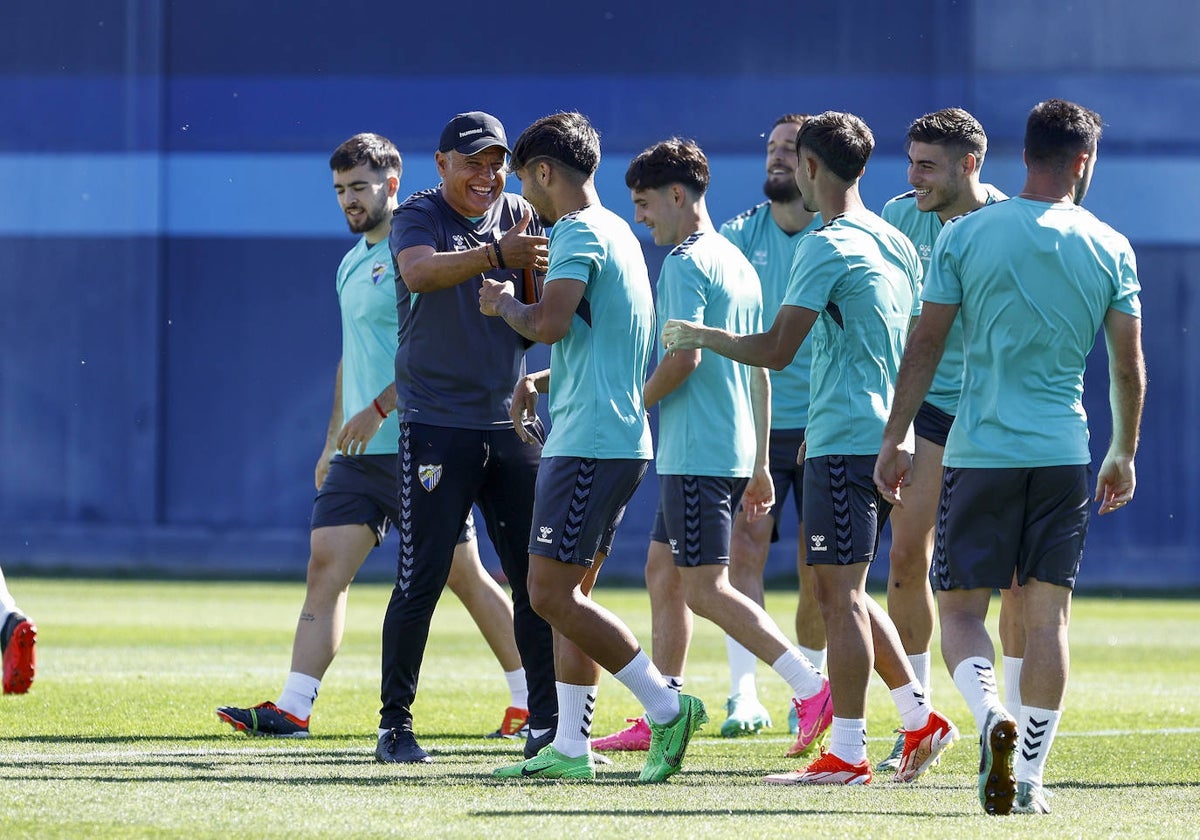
{"left": 906, "top": 140, "right": 973, "bottom": 220}
{"left": 630, "top": 185, "right": 681, "bottom": 247}
{"left": 763, "top": 121, "right": 803, "bottom": 203}
{"left": 437, "top": 146, "right": 507, "bottom": 217}
{"left": 332, "top": 163, "right": 394, "bottom": 241}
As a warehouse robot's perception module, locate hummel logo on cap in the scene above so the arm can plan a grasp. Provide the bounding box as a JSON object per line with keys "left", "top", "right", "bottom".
{"left": 439, "top": 112, "right": 510, "bottom": 156}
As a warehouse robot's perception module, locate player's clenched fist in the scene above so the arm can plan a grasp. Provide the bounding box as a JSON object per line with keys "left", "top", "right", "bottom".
{"left": 661, "top": 318, "right": 707, "bottom": 352}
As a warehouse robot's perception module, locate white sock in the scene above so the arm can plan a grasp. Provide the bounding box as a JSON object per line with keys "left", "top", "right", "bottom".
{"left": 551, "top": 682, "right": 598, "bottom": 758}
{"left": 276, "top": 672, "right": 321, "bottom": 719}
{"left": 725, "top": 635, "right": 758, "bottom": 698}
{"left": 1002, "top": 656, "right": 1024, "bottom": 717}
{"left": 505, "top": 667, "right": 529, "bottom": 708}
{"left": 613, "top": 649, "right": 680, "bottom": 725}
{"left": 771, "top": 648, "right": 824, "bottom": 700}
{"left": 663, "top": 675, "right": 684, "bottom": 693}
{"left": 890, "top": 681, "right": 931, "bottom": 732}
{"left": 828, "top": 717, "right": 868, "bottom": 765}
{"left": 798, "top": 644, "right": 827, "bottom": 673}
{"left": 952, "top": 657, "right": 1007, "bottom": 732}
{"left": 908, "top": 651, "right": 932, "bottom": 700}
{"left": 1014, "top": 705, "right": 1062, "bottom": 787}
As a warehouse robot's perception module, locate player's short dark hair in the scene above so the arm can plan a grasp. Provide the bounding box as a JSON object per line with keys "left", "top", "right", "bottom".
{"left": 774, "top": 113, "right": 808, "bottom": 130}
{"left": 329, "top": 133, "right": 402, "bottom": 177}
{"left": 1025, "top": 99, "right": 1104, "bottom": 170}
{"left": 624, "top": 137, "right": 710, "bottom": 196}
{"left": 906, "top": 107, "right": 988, "bottom": 166}
{"left": 509, "top": 112, "right": 601, "bottom": 180}
{"left": 796, "top": 111, "right": 874, "bottom": 183}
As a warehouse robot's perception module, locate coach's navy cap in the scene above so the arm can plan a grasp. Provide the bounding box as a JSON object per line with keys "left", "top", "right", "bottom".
{"left": 438, "top": 111, "right": 511, "bottom": 155}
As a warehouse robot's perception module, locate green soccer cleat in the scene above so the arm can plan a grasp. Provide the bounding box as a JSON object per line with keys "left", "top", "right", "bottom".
{"left": 978, "top": 710, "right": 1017, "bottom": 815}
{"left": 1012, "top": 781, "right": 1051, "bottom": 814}
{"left": 720, "top": 693, "right": 773, "bottom": 738}
{"left": 493, "top": 745, "right": 596, "bottom": 780}
{"left": 639, "top": 694, "right": 708, "bottom": 783}
{"left": 875, "top": 730, "right": 905, "bottom": 772}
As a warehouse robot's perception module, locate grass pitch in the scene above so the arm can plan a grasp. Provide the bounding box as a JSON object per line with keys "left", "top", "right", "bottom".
{"left": 0, "top": 577, "right": 1197, "bottom": 839}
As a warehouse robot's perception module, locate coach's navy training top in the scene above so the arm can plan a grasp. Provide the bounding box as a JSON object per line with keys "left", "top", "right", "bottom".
{"left": 390, "top": 187, "right": 544, "bottom": 429}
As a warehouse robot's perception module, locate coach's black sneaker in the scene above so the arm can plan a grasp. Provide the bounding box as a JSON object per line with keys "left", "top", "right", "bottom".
{"left": 376, "top": 727, "right": 432, "bottom": 764}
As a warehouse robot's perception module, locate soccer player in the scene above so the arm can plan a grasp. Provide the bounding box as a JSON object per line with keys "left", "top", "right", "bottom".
{"left": 718, "top": 114, "right": 827, "bottom": 739}
{"left": 872, "top": 107, "right": 1009, "bottom": 771}
{"left": 589, "top": 137, "right": 832, "bottom": 760}
{"left": 0, "top": 565, "right": 36, "bottom": 694}
{"left": 216, "top": 133, "right": 531, "bottom": 741}
{"left": 481, "top": 112, "right": 707, "bottom": 783}
{"left": 875, "top": 98, "right": 1145, "bottom": 815}
{"left": 663, "top": 111, "right": 957, "bottom": 786}
{"left": 377, "top": 113, "right": 557, "bottom": 764}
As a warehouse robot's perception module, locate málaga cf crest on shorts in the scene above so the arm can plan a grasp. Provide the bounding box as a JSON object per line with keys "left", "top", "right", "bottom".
{"left": 418, "top": 464, "right": 443, "bottom": 492}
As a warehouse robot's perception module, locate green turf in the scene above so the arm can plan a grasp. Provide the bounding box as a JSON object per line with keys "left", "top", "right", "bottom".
{"left": 1, "top": 578, "right": 1197, "bottom": 839}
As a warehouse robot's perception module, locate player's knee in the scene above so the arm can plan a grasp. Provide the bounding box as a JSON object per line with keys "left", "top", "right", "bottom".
{"left": 525, "top": 574, "right": 562, "bottom": 623}
{"left": 887, "top": 540, "right": 932, "bottom": 582}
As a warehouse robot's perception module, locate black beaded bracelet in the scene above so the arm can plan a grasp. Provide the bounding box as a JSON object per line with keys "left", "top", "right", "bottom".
{"left": 493, "top": 240, "right": 507, "bottom": 270}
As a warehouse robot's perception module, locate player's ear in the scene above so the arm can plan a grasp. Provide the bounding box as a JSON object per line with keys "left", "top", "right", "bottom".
{"left": 960, "top": 153, "right": 978, "bottom": 178}
{"left": 1072, "top": 149, "right": 1091, "bottom": 179}
{"left": 387, "top": 175, "right": 400, "bottom": 196}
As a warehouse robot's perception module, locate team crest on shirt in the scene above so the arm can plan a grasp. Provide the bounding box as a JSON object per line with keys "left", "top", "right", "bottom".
{"left": 809, "top": 534, "right": 828, "bottom": 552}
{"left": 452, "top": 234, "right": 467, "bottom": 251}
{"left": 371, "top": 262, "right": 387, "bottom": 285}
{"left": 418, "top": 464, "right": 443, "bottom": 492}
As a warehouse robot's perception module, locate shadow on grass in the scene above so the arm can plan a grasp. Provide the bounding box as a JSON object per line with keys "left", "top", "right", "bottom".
{"left": 471, "top": 807, "right": 971, "bottom": 818}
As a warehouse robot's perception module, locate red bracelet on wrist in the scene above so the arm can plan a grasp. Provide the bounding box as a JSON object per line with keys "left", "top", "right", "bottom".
{"left": 484, "top": 243, "right": 497, "bottom": 269}
{"left": 372, "top": 398, "right": 388, "bottom": 419}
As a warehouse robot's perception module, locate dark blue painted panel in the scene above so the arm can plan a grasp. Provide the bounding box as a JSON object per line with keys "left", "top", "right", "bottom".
{"left": 0, "top": 236, "right": 160, "bottom": 523}
{"left": 160, "top": 236, "right": 345, "bottom": 526}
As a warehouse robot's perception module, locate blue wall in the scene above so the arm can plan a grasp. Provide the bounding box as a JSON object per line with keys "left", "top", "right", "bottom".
{"left": 1, "top": 1, "right": 1197, "bottom": 588}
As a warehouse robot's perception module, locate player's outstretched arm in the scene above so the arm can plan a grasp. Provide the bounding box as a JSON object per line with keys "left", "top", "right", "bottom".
{"left": 661, "top": 305, "right": 817, "bottom": 371}
{"left": 479, "top": 275, "right": 585, "bottom": 345}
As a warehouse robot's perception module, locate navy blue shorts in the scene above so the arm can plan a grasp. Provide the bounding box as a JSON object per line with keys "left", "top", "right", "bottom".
{"left": 913, "top": 401, "right": 954, "bottom": 448}
{"left": 933, "top": 464, "right": 1090, "bottom": 591}
{"left": 802, "top": 454, "right": 891, "bottom": 565}
{"left": 651, "top": 474, "right": 748, "bottom": 567}
{"left": 311, "top": 454, "right": 398, "bottom": 545}
{"left": 530, "top": 456, "right": 648, "bottom": 567}
{"left": 750, "top": 428, "right": 805, "bottom": 543}
{"left": 311, "top": 454, "right": 472, "bottom": 546}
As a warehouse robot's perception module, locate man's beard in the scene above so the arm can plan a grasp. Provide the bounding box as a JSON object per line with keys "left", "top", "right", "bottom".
{"left": 763, "top": 176, "right": 801, "bottom": 203}
{"left": 347, "top": 204, "right": 387, "bottom": 234}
